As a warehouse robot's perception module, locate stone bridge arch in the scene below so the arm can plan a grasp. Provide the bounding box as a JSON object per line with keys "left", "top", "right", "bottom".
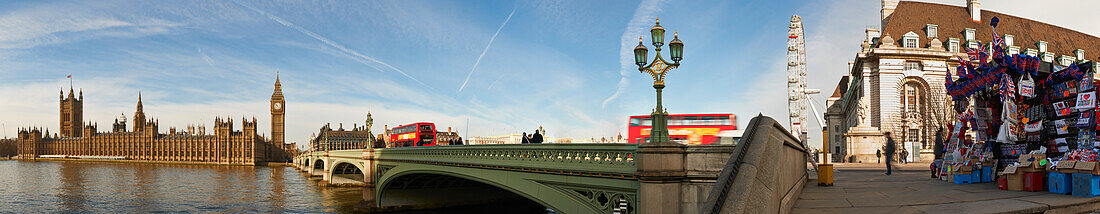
{"left": 375, "top": 162, "right": 638, "bottom": 214}
{"left": 327, "top": 160, "right": 367, "bottom": 184}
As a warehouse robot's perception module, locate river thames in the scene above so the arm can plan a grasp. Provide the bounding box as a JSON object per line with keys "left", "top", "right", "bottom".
{"left": 0, "top": 160, "right": 365, "bottom": 213}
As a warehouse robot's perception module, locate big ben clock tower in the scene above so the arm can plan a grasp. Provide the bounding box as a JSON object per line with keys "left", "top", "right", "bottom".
{"left": 271, "top": 73, "right": 286, "bottom": 159}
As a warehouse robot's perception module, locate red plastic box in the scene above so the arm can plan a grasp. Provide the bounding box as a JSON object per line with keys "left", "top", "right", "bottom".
{"left": 1023, "top": 172, "right": 1046, "bottom": 192}
{"left": 998, "top": 177, "right": 1008, "bottom": 190}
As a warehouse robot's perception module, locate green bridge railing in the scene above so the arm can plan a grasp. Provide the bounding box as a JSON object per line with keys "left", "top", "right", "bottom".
{"left": 374, "top": 143, "right": 638, "bottom": 179}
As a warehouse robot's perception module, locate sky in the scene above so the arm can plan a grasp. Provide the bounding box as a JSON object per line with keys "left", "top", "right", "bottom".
{"left": 1, "top": 0, "right": 1098, "bottom": 150}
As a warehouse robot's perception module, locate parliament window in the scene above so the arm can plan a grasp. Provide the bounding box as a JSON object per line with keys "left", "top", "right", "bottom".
{"left": 948, "top": 40, "right": 960, "bottom": 52}
{"left": 905, "top": 38, "right": 917, "bottom": 48}
{"left": 908, "top": 129, "right": 919, "bottom": 142}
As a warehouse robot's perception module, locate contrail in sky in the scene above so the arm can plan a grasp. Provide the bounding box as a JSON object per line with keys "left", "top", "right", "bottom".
{"left": 233, "top": 1, "right": 431, "bottom": 89}
{"left": 602, "top": 0, "right": 666, "bottom": 108}
{"left": 458, "top": 6, "right": 517, "bottom": 93}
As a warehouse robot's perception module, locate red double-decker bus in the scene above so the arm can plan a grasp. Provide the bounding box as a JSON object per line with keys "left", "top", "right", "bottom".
{"left": 387, "top": 122, "right": 437, "bottom": 147}
{"left": 628, "top": 113, "right": 737, "bottom": 145}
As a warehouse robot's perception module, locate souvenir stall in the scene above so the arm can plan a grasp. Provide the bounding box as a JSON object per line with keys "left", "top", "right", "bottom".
{"left": 936, "top": 17, "right": 1100, "bottom": 197}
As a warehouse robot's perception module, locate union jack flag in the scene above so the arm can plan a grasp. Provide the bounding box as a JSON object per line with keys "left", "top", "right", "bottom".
{"left": 965, "top": 43, "right": 984, "bottom": 61}
{"left": 990, "top": 16, "right": 1006, "bottom": 59}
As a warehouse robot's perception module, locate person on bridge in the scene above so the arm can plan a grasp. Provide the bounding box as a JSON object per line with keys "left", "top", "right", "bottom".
{"left": 884, "top": 132, "right": 896, "bottom": 175}
{"left": 532, "top": 130, "right": 544, "bottom": 144}
{"left": 521, "top": 132, "right": 530, "bottom": 144}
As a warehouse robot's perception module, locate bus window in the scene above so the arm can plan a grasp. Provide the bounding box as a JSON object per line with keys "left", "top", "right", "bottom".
{"left": 669, "top": 117, "right": 682, "bottom": 125}
{"left": 641, "top": 118, "right": 652, "bottom": 126}
{"left": 630, "top": 118, "right": 641, "bottom": 126}
{"left": 420, "top": 125, "right": 433, "bottom": 131}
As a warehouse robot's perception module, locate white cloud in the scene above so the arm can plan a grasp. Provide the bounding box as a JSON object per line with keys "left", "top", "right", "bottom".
{"left": 0, "top": 2, "right": 184, "bottom": 49}
{"left": 603, "top": 0, "right": 667, "bottom": 109}
{"left": 915, "top": 0, "right": 1100, "bottom": 37}
{"left": 231, "top": 0, "right": 432, "bottom": 90}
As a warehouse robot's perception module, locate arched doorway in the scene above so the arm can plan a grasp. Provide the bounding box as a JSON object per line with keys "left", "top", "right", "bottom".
{"left": 895, "top": 76, "right": 949, "bottom": 163}
{"left": 379, "top": 173, "right": 549, "bottom": 213}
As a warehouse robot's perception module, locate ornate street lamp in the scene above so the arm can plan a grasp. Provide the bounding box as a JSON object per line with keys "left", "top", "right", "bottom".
{"left": 634, "top": 18, "right": 683, "bottom": 145}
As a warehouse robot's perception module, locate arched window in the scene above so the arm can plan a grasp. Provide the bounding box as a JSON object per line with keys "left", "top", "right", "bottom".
{"left": 903, "top": 83, "right": 921, "bottom": 113}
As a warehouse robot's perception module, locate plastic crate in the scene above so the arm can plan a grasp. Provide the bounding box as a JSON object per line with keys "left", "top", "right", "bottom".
{"left": 972, "top": 169, "right": 983, "bottom": 183}
{"left": 954, "top": 174, "right": 973, "bottom": 184}
{"left": 1024, "top": 172, "right": 1046, "bottom": 191}
{"left": 998, "top": 177, "right": 1008, "bottom": 190}
{"left": 1072, "top": 173, "right": 1100, "bottom": 197}
{"left": 1050, "top": 172, "right": 1073, "bottom": 194}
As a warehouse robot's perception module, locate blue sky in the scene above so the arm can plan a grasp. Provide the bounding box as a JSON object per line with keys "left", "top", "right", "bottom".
{"left": 1, "top": 0, "right": 1097, "bottom": 150}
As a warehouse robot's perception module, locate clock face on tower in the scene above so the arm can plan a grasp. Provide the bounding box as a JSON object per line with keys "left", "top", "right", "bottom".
{"left": 273, "top": 102, "right": 282, "bottom": 110}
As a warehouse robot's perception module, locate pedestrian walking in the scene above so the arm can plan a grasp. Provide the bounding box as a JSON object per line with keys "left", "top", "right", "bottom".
{"left": 876, "top": 150, "right": 882, "bottom": 164}
{"left": 884, "top": 132, "right": 896, "bottom": 175}
{"left": 934, "top": 128, "right": 945, "bottom": 160}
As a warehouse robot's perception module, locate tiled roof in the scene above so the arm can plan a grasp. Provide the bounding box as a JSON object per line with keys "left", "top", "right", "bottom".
{"left": 884, "top": 1, "right": 1099, "bottom": 58}
{"left": 831, "top": 76, "right": 850, "bottom": 98}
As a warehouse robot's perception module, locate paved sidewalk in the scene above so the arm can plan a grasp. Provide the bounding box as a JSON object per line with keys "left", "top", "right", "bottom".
{"left": 793, "top": 163, "right": 1100, "bottom": 214}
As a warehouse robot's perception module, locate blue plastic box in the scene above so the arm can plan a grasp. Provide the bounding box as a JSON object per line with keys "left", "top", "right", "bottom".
{"left": 954, "top": 173, "right": 973, "bottom": 184}
{"left": 971, "top": 169, "right": 982, "bottom": 183}
{"left": 981, "top": 166, "right": 993, "bottom": 183}
{"left": 1050, "top": 172, "right": 1072, "bottom": 194}
{"left": 1072, "top": 173, "right": 1100, "bottom": 197}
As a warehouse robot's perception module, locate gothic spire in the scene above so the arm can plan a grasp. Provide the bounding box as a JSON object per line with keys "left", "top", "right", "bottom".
{"left": 272, "top": 70, "right": 283, "bottom": 98}
{"left": 137, "top": 91, "right": 143, "bottom": 112}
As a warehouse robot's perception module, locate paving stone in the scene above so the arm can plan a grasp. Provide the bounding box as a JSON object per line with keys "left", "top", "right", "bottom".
{"left": 1014, "top": 193, "right": 1100, "bottom": 207}
{"left": 791, "top": 206, "right": 924, "bottom": 214}
{"left": 908, "top": 198, "right": 1046, "bottom": 214}
{"left": 793, "top": 164, "right": 1100, "bottom": 213}
{"left": 793, "top": 199, "right": 852, "bottom": 208}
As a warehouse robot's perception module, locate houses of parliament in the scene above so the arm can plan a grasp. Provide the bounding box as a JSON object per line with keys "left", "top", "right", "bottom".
{"left": 15, "top": 75, "right": 295, "bottom": 165}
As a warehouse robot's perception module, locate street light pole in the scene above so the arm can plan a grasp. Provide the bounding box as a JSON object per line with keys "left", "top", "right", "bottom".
{"left": 634, "top": 17, "right": 683, "bottom": 145}
{"left": 633, "top": 17, "right": 687, "bottom": 214}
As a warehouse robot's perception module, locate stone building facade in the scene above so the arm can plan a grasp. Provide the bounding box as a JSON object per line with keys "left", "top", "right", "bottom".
{"left": 309, "top": 113, "right": 374, "bottom": 152}
{"left": 16, "top": 76, "right": 294, "bottom": 165}
{"left": 435, "top": 127, "right": 460, "bottom": 145}
{"left": 826, "top": 0, "right": 1100, "bottom": 163}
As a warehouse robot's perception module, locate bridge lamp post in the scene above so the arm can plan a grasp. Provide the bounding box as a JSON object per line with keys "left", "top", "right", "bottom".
{"left": 633, "top": 17, "right": 683, "bottom": 145}
{"left": 633, "top": 18, "right": 687, "bottom": 214}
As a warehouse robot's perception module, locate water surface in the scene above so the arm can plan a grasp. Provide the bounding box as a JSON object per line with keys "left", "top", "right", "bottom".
{"left": 0, "top": 160, "right": 364, "bottom": 213}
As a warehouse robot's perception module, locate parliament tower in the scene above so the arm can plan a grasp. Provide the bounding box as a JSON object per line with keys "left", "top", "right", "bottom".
{"left": 271, "top": 73, "right": 286, "bottom": 156}
{"left": 59, "top": 88, "right": 82, "bottom": 137}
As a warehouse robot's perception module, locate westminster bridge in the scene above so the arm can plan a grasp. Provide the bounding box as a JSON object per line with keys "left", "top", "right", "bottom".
{"left": 292, "top": 115, "right": 809, "bottom": 214}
